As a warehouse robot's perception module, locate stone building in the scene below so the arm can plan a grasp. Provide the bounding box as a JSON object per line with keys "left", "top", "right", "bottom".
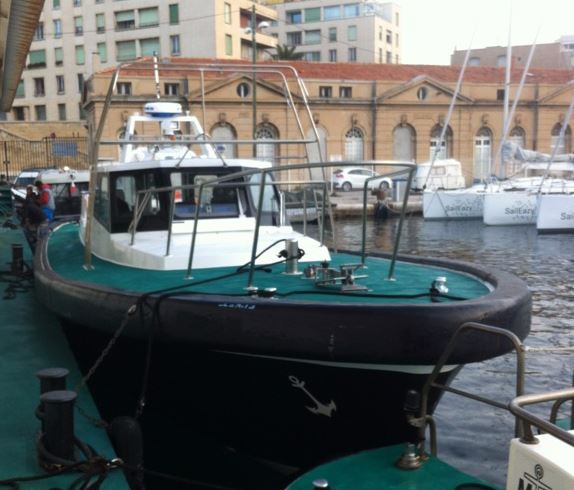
{"left": 84, "top": 58, "right": 574, "bottom": 185}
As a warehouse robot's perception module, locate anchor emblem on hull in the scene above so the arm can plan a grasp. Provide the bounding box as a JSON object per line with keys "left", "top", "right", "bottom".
{"left": 289, "top": 376, "right": 337, "bottom": 418}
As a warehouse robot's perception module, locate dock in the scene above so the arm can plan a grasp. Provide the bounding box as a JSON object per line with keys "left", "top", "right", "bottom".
{"left": 0, "top": 224, "right": 127, "bottom": 489}
{"left": 329, "top": 191, "right": 423, "bottom": 218}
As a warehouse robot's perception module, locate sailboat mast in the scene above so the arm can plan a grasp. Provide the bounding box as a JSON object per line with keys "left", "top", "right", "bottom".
{"left": 501, "top": 22, "right": 512, "bottom": 178}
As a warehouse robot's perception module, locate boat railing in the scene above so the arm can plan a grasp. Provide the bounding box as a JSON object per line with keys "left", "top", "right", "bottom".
{"left": 411, "top": 321, "right": 574, "bottom": 459}
{"left": 127, "top": 160, "right": 415, "bottom": 287}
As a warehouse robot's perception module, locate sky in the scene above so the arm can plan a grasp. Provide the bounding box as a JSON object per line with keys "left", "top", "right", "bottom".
{"left": 399, "top": 0, "right": 574, "bottom": 65}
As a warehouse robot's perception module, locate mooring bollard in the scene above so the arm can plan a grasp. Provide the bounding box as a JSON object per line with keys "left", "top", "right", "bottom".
{"left": 36, "top": 368, "right": 70, "bottom": 431}
{"left": 40, "top": 390, "right": 77, "bottom": 461}
{"left": 10, "top": 243, "right": 24, "bottom": 274}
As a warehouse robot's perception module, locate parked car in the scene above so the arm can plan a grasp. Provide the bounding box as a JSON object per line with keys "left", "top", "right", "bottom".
{"left": 332, "top": 167, "right": 392, "bottom": 192}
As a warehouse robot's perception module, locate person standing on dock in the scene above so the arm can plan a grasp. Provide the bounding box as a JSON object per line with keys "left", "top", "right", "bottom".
{"left": 21, "top": 185, "right": 47, "bottom": 251}
{"left": 34, "top": 179, "right": 55, "bottom": 222}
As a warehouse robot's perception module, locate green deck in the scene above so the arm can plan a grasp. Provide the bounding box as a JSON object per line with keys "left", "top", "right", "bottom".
{"left": 0, "top": 226, "right": 127, "bottom": 488}
{"left": 286, "top": 444, "right": 500, "bottom": 490}
{"left": 47, "top": 223, "right": 490, "bottom": 303}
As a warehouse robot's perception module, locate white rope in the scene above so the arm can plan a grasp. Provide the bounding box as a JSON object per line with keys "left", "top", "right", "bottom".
{"left": 525, "top": 346, "right": 574, "bottom": 353}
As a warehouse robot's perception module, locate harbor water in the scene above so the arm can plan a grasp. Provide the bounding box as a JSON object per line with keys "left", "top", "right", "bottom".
{"left": 332, "top": 216, "right": 574, "bottom": 487}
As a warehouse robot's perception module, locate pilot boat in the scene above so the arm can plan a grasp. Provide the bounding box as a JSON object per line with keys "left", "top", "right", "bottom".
{"left": 33, "top": 61, "right": 531, "bottom": 471}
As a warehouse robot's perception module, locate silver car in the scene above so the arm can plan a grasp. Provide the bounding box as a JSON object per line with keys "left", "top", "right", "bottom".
{"left": 332, "top": 167, "right": 392, "bottom": 192}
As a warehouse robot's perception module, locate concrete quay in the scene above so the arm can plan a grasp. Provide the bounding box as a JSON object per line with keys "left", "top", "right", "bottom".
{"left": 328, "top": 191, "right": 422, "bottom": 218}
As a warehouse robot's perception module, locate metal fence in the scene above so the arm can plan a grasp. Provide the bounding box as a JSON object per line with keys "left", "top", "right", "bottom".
{"left": 0, "top": 137, "right": 89, "bottom": 180}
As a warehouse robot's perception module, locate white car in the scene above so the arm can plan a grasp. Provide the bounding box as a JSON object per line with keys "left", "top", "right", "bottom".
{"left": 332, "top": 167, "right": 392, "bottom": 192}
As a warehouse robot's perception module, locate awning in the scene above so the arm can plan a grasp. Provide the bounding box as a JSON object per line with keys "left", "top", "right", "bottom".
{"left": 0, "top": 0, "right": 45, "bottom": 112}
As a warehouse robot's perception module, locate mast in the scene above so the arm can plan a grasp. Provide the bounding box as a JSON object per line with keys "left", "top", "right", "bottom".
{"left": 501, "top": 19, "right": 512, "bottom": 178}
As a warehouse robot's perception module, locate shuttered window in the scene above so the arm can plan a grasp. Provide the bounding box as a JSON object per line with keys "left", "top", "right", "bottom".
{"left": 96, "top": 13, "right": 105, "bottom": 33}
{"left": 140, "top": 38, "right": 160, "bottom": 57}
{"left": 75, "top": 45, "right": 85, "bottom": 65}
{"left": 139, "top": 7, "right": 159, "bottom": 28}
{"left": 116, "top": 40, "right": 136, "bottom": 61}
{"left": 304, "top": 8, "right": 320, "bottom": 22}
{"left": 115, "top": 10, "right": 135, "bottom": 30}
{"left": 169, "top": 4, "right": 179, "bottom": 25}
{"left": 29, "top": 50, "right": 46, "bottom": 68}
{"left": 54, "top": 47, "right": 63, "bottom": 65}
{"left": 97, "top": 42, "right": 107, "bottom": 63}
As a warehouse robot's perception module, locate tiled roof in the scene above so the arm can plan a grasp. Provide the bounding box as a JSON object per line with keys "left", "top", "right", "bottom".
{"left": 97, "top": 57, "right": 574, "bottom": 85}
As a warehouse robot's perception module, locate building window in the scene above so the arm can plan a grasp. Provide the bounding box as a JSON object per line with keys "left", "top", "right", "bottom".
{"left": 53, "top": 19, "right": 62, "bottom": 38}
{"left": 210, "top": 124, "right": 237, "bottom": 158}
{"left": 75, "top": 45, "right": 85, "bottom": 65}
{"left": 116, "top": 40, "right": 136, "bottom": 61}
{"left": 74, "top": 16, "right": 83, "bottom": 35}
{"left": 28, "top": 50, "right": 47, "bottom": 69}
{"left": 474, "top": 127, "right": 492, "bottom": 181}
{"left": 395, "top": 33, "right": 399, "bottom": 47}
{"left": 496, "top": 55, "right": 507, "bottom": 67}
{"left": 304, "top": 52, "right": 321, "bottom": 61}
{"left": 287, "top": 32, "right": 302, "bottom": 46}
{"left": 328, "top": 49, "right": 337, "bottom": 62}
{"left": 255, "top": 125, "right": 278, "bottom": 162}
{"left": 16, "top": 80, "right": 25, "bottom": 98}
{"left": 33, "top": 22, "right": 44, "bottom": 41}
{"left": 77, "top": 73, "right": 84, "bottom": 93}
{"left": 165, "top": 83, "right": 179, "bottom": 96}
{"left": 56, "top": 75, "right": 65, "bottom": 94}
{"left": 54, "top": 47, "right": 63, "bottom": 66}
{"left": 33, "top": 78, "right": 45, "bottom": 97}
{"left": 96, "top": 13, "right": 105, "bottom": 33}
{"left": 496, "top": 89, "right": 505, "bottom": 101}
{"left": 170, "top": 35, "right": 180, "bottom": 55}
{"left": 225, "top": 34, "right": 232, "bottom": 56}
{"left": 417, "top": 87, "right": 428, "bottom": 100}
{"left": 379, "top": 26, "right": 382, "bottom": 41}
{"left": 140, "top": 38, "right": 160, "bottom": 57}
{"left": 348, "top": 48, "right": 357, "bottom": 62}
{"left": 319, "top": 86, "right": 332, "bottom": 98}
{"left": 343, "top": 3, "right": 360, "bottom": 18}
{"left": 323, "top": 6, "right": 340, "bottom": 20}
{"left": 347, "top": 25, "right": 357, "bottom": 42}
{"left": 117, "top": 82, "right": 132, "bottom": 95}
{"left": 237, "top": 82, "right": 250, "bottom": 97}
{"left": 304, "top": 8, "right": 321, "bottom": 23}
{"left": 430, "top": 124, "right": 453, "bottom": 160}
{"left": 395, "top": 12, "right": 399, "bottom": 25}
{"left": 379, "top": 48, "right": 383, "bottom": 63}
{"left": 469, "top": 57, "right": 480, "bottom": 66}
{"left": 139, "top": 7, "right": 159, "bottom": 28}
{"left": 328, "top": 27, "right": 337, "bottom": 42}
{"left": 58, "top": 103, "right": 67, "bottom": 121}
{"left": 53, "top": 0, "right": 60, "bottom": 9}
{"left": 286, "top": 10, "right": 302, "bottom": 25}
{"left": 305, "top": 30, "right": 321, "bottom": 45}
{"left": 13, "top": 107, "right": 26, "bottom": 121}
{"left": 35, "top": 105, "right": 47, "bottom": 121}
{"left": 97, "top": 42, "right": 107, "bottom": 63}
{"left": 169, "top": 4, "right": 179, "bottom": 25}
{"left": 340, "top": 86, "right": 352, "bottom": 98}
{"left": 386, "top": 30, "right": 392, "bottom": 44}
{"left": 345, "top": 127, "right": 363, "bottom": 160}
{"left": 224, "top": 3, "right": 232, "bottom": 24}
{"left": 386, "top": 51, "right": 392, "bottom": 64}
{"left": 73, "top": 0, "right": 81, "bottom": 6}
{"left": 79, "top": 103, "right": 86, "bottom": 120}
{"left": 115, "top": 10, "right": 135, "bottom": 31}
{"left": 551, "top": 123, "right": 572, "bottom": 153}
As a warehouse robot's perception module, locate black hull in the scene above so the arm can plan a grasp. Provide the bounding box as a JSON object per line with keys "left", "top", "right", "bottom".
{"left": 34, "top": 238, "right": 531, "bottom": 470}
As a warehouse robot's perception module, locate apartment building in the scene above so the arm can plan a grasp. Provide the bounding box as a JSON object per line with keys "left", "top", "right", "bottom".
{"left": 451, "top": 35, "right": 574, "bottom": 69}
{"left": 265, "top": 0, "right": 401, "bottom": 64}
{"left": 9, "top": 0, "right": 277, "bottom": 124}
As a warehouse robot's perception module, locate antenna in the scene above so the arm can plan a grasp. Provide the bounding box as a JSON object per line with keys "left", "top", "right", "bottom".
{"left": 153, "top": 52, "right": 160, "bottom": 100}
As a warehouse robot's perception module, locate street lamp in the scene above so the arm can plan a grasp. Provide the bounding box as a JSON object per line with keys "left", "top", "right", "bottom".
{"left": 246, "top": 5, "right": 269, "bottom": 157}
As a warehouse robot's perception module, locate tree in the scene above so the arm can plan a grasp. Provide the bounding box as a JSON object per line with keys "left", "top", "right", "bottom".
{"left": 274, "top": 44, "right": 304, "bottom": 61}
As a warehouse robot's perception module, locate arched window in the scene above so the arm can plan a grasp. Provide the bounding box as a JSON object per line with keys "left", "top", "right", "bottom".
{"left": 474, "top": 127, "right": 492, "bottom": 181}
{"left": 210, "top": 123, "right": 237, "bottom": 159}
{"left": 551, "top": 123, "right": 572, "bottom": 154}
{"left": 344, "top": 127, "right": 363, "bottom": 161}
{"left": 429, "top": 124, "right": 452, "bottom": 160}
{"left": 509, "top": 126, "right": 526, "bottom": 148}
{"left": 393, "top": 124, "right": 416, "bottom": 161}
{"left": 255, "top": 124, "right": 278, "bottom": 162}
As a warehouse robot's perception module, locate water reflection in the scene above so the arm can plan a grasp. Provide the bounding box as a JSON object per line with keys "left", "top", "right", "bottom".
{"left": 307, "top": 216, "right": 574, "bottom": 486}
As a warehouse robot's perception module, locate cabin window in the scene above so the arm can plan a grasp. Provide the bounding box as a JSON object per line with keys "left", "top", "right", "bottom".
{"left": 94, "top": 174, "right": 110, "bottom": 229}
{"left": 248, "top": 173, "right": 279, "bottom": 225}
{"left": 170, "top": 171, "right": 241, "bottom": 219}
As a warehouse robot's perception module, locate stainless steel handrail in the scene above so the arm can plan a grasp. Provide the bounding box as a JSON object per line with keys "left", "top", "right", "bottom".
{"left": 510, "top": 389, "right": 574, "bottom": 446}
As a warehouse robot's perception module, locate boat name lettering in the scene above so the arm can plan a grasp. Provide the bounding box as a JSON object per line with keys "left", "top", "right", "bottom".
{"left": 218, "top": 303, "right": 256, "bottom": 310}
{"left": 517, "top": 463, "right": 552, "bottom": 490}
{"left": 445, "top": 204, "right": 474, "bottom": 212}
{"left": 560, "top": 211, "right": 574, "bottom": 221}
{"left": 505, "top": 206, "right": 534, "bottom": 216}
